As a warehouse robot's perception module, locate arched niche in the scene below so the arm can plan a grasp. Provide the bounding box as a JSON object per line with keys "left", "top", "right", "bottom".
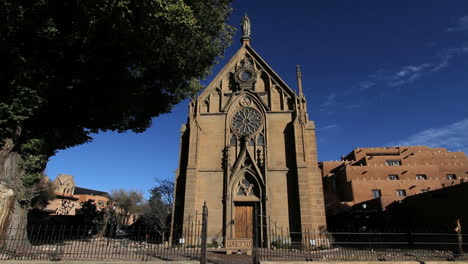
{"left": 234, "top": 172, "right": 261, "bottom": 200}
{"left": 255, "top": 71, "right": 269, "bottom": 93}
{"left": 202, "top": 99, "right": 210, "bottom": 113}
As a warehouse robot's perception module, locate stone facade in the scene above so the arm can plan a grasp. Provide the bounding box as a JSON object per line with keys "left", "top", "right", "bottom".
{"left": 321, "top": 146, "right": 468, "bottom": 209}
{"left": 172, "top": 37, "right": 327, "bottom": 245}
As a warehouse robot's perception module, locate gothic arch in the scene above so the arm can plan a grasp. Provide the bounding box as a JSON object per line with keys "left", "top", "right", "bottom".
{"left": 222, "top": 90, "right": 269, "bottom": 114}
{"left": 228, "top": 168, "right": 263, "bottom": 201}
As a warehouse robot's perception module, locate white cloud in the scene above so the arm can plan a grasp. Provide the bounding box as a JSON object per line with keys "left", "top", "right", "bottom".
{"left": 345, "top": 104, "right": 361, "bottom": 109}
{"left": 359, "top": 42, "right": 468, "bottom": 88}
{"left": 430, "top": 44, "right": 468, "bottom": 72}
{"left": 388, "top": 119, "right": 468, "bottom": 154}
{"left": 320, "top": 124, "right": 339, "bottom": 131}
{"left": 388, "top": 63, "right": 431, "bottom": 87}
{"left": 321, "top": 92, "right": 336, "bottom": 107}
{"left": 447, "top": 15, "right": 468, "bottom": 32}
{"left": 358, "top": 81, "right": 376, "bottom": 90}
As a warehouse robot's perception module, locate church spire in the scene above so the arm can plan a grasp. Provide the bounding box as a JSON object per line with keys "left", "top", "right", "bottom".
{"left": 241, "top": 13, "right": 251, "bottom": 46}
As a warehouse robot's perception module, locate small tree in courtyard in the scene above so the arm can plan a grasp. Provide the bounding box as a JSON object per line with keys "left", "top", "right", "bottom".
{"left": 110, "top": 189, "right": 144, "bottom": 227}
{"left": 142, "top": 179, "right": 174, "bottom": 242}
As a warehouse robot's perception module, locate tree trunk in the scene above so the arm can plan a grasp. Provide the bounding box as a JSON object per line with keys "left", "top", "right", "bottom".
{"left": 0, "top": 140, "right": 31, "bottom": 251}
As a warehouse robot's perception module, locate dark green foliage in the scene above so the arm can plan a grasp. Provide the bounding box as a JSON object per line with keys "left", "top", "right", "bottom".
{"left": 0, "top": 0, "right": 234, "bottom": 204}
{"left": 25, "top": 176, "right": 55, "bottom": 208}
{"left": 77, "top": 200, "right": 107, "bottom": 234}
{"left": 77, "top": 200, "right": 106, "bottom": 224}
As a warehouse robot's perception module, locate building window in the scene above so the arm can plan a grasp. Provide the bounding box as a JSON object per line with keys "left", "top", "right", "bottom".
{"left": 416, "top": 174, "right": 427, "bottom": 180}
{"left": 420, "top": 189, "right": 429, "bottom": 193}
{"left": 388, "top": 174, "right": 399, "bottom": 180}
{"left": 446, "top": 174, "right": 457, "bottom": 180}
{"left": 386, "top": 160, "right": 401, "bottom": 166}
{"left": 396, "top": 189, "right": 407, "bottom": 197}
{"left": 371, "top": 189, "right": 382, "bottom": 198}
{"left": 257, "top": 134, "right": 265, "bottom": 146}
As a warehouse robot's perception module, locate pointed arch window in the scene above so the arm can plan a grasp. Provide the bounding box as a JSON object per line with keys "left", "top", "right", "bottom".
{"left": 230, "top": 135, "right": 237, "bottom": 146}
{"left": 257, "top": 134, "right": 264, "bottom": 145}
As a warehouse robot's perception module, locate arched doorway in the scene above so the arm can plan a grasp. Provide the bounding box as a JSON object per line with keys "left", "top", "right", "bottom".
{"left": 227, "top": 170, "right": 264, "bottom": 240}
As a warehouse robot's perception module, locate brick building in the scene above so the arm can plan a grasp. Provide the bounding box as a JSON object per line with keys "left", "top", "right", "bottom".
{"left": 321, "top": 146, "right": 468, "bottom": 210}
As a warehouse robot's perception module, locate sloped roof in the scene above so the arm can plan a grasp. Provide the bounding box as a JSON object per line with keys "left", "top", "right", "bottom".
{"left": 74, "top": 187, "right": 109, "bottom": 198}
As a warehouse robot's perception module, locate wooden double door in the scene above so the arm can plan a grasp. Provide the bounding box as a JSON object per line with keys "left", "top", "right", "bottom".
{"left": 234, "top": 203, "right": 254, "bottom": 238}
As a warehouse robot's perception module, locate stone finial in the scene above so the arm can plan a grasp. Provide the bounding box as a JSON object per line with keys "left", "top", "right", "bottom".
{"left": 296, "top": 65, "right": 303, "bottom": 96}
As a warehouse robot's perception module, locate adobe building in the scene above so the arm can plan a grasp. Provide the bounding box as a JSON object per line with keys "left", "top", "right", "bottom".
{"left": 384, "top": 182, "right": 468, "bottom": 231}
{"left": 172, "top": 15, "right": 326, "bottom": 246}
{"left": 43, "top": 174, "right": 110, "bottom": 215}
{"left": 321, "top": 146, "right": 468, "bottom": 210}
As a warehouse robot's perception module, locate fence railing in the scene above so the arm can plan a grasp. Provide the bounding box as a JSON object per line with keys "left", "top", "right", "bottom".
{"left": 254, "top": 215, "right": 467, "bottom": 262}
{"left": 256, "top": 230, "right": 467, "bottom": 261}
{"left": 0, "top": 204, "right": 209, "bottom": 262}
{"left": 0, "top": 224, "right": 198, "bottom": 261}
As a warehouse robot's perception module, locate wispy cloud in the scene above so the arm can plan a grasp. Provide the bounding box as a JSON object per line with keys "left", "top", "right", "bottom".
{"left": 345, "top": 104, "right": 361, "bottom": 109}
{"left": 447, "top": 15, "right": 468, "bottom": 32}
{"left": 320, "top": 124, "right": 339, "bottom": 131}
{"left": 361, "top": 42, "right": 468, "bottom": 88}
{"left": 321, "top": 92, "right": 336, "bottom": 107}
{"left": 388, "top": 63, "right": 432, "bottom": 87}
{"left": 388, "top": 119, "right": 468, "bottom": 154}
{"left": 358, "top": 81, "right": 376, "bottom": 91}
{"left": 430, "top": 44, "right": 468, "bottom": 72}
{"left": 320, "top": 17, "right": 468, "bottom": 113}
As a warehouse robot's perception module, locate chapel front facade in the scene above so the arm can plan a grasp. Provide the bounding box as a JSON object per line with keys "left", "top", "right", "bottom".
{"left": 171, "top": 17, "right": 326, "bottom": 245}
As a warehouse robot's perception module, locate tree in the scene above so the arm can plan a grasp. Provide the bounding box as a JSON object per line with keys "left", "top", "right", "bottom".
{"left": 110, "top": 189, "right": 144, "bottom": 227}
{"left": 0, "top": 0, "right": 233, "bottom": 246}
{"left": 142, "top": 179, "right": 174, "bottom": 241}
{"left": 76, "top": 200, "right": 111, "bottom": 237}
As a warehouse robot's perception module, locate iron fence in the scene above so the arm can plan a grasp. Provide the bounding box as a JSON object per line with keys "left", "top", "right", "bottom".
{"left": 0, "top": 225, "right": 195, "bottom": 261}
{"left": 0, "top": 204, "right": 209, "bottom": 262}
{"left": 254, "top": 215, "right": 468, "bottom": 262}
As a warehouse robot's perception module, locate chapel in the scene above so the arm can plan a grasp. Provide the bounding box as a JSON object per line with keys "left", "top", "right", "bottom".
{"left": 171, "top": 15, "right": 326, "bottom": 246}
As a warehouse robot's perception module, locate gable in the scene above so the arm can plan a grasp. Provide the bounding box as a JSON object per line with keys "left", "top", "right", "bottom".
{"left": 196, "top": 43, "right": 299, "bottom": 114}
{"left": 55, "top": 174, "right": 75, "bottom": 186}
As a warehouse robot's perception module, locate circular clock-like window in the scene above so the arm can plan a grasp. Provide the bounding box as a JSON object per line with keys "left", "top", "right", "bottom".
{"left": 240, "top": 70, "right": 253, "bottom": 81}
{"left": 231, "top": 107, "right": 263, "bottom": 136}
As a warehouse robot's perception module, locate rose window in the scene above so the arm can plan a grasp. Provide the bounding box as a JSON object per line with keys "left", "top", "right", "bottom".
{"left": 231, "top": 108, "right": 262, "bottom": 136}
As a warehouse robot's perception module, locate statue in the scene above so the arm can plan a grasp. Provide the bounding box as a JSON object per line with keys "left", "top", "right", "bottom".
{"left": 241, "top": 13, "right": 251, "bottom": 38}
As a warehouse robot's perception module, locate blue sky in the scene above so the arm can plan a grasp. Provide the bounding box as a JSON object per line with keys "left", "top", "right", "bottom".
{"left": 46, "top": 1, "right": 468, "bottom": 198}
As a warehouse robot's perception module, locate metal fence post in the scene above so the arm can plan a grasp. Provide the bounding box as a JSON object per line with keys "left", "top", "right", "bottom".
{"left": 200, "top": 201, "right": 208, "bottom": 264}
{"left": 253, "top": 204, "right": 259, "bottom": 264}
